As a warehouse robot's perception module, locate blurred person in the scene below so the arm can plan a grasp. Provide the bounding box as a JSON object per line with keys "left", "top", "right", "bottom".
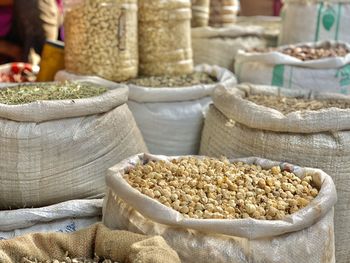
{"left": 0, "top": 0, "right": 61, "bottom": 64}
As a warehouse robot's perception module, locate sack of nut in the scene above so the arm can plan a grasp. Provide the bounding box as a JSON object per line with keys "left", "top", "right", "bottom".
{"left": 103, "top": 153, "right": 337, "bottom": 263}
{"left": 235, "top": 41, "right": 350, "bottom": 94}
{"left": 200, "top": 83, "right": 350, "bottom": 263}
{"left": 192, "top": 26, "right": 267, "bottom": 72}
{"left": 279, "top": 0, "right": 350, "bottom": 45}
{"left": 0, "top": 223, "right": 181, "bottom": 263}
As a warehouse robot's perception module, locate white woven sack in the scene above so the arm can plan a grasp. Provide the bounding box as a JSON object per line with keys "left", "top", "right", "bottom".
{"left": 279, "top": 0, "right": 350, "bottom": 45}
{"left": 191, "top": 26, "right": 266, "bottom": 71}
{"left": 235, "top": 41, "right": 350, "bottom": 94}
{"left": 0, "top": 82, "right": 147, "bottom": 209}
{"left": 127, "top": 65, "right": 236, "bottom": 155}
{"left": 103, "top": 153, "right": 336, "bottom": 263}
{"left": 200, "top": 84, "right": 350, "bottom": 263}
{"left": 0, "top": 199, "right": 102, "bottom": 240}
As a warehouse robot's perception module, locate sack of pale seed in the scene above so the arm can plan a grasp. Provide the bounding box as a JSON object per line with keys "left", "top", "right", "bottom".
{"left": 235, "top": 16, "right": 281, "bottom": 47}
{"left": 235, "top": 41, "right": 350, "bottom": 94}
{"left": 192, "top": 26, "right": 267, "bottom": 72}
{"left": 0, "top": 81, "right": 147, "bottom": 209}
{"left": 191, "top": 0, "right": 210, "bottom": 27}
{"left": 126, "top": 64, "right": 236, "bottom": 155}
{"left": 0, "top": 200, "right": 102, "bottom": 240}
{"left": 200, "top": 83, "right": 350, "bottom": 263}
{"left": 279, "top": 0, "right": 350, "bottom": 45}
{"left": 103, "top": 153, "right": 336, "bottom": 263}
{"left": 64, "top": 0, "right": 138, "bottom": 82}
{"left": 138, "top": 0, "right": 193, "bottom": 76}
{"left": 0, "top": 223, "right": 181, "bottom": 263}
{"left": 209, "top": 0, "right": 239, "bottom": 27}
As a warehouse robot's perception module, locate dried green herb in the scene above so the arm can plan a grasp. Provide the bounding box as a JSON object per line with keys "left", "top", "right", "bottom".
{"left": 125, "top": 72, "right": 217, "bottom": 88}
{"left": 0, "top": 82, "right": 108, "bottom": 105}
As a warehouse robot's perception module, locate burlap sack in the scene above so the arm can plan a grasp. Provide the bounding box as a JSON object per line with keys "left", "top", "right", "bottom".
{"left": 0, "top": 223, "right": 181, "bottom": 263}
{"left": 200, "top": 84, "right": 350, "bottom": 263}
{"left": 279, "top": 0, "right": 350, "bottom": 45}
{"left": 103, "top": 153, "right": 337, "bottom": 263}
{"left": 191, "top": 0, "right": 210, "bottom": 27}
{"left": 235, "top": 41, "right": 350, "bottom": 94}
{"left": 192, "top": 26, "right": 266, "bottom": 72}
{"left": 0, "top": 82, "right": 147, "bottom": 209}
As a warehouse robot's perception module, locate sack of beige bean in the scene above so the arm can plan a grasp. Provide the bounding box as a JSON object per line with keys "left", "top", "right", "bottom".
{"left": 235, "top": 16, "right": 281, "bottom": 47}
{"left": 0, "top": 81, "right": 147, "bottom": 209}
{"left": 0, "top": 223, "right": 181, "bottom": 263}
{"left": 138, "top": 0, "right": 193, "bottom": 76}
{"left": 209, "top": 0, "right": 239, "bottom": 27}
{"left": 0, "top": 200, "right": 102, "bottom": 240}
{"left": 192, "top": 26, "right": 267, "bottom": 72}
{"left": 63, "top": 0, "right": 138, "bottom": 82}
{"left": 279, "top": 0, "right": 350, "bottom": 45}
{"left": 103, "top": 153, "right": 336, "bottom": 263}
{"left": 191, "top": 0, "right": 210, "bottom": 27}
{"left": 200, "top": 83, "right": 350, "bottom": 263}
{"left": 235, "top": 41, "right": 350, "bottom": 94}
{"left": 55, "top": 65, "right": 237, "bottom": 156}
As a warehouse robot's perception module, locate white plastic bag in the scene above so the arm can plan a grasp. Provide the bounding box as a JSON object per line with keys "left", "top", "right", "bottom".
{"left": 0, "top": 199, "right": 102, "bottom": 240}
{"left": 103, "top": 153, "right": 337, "bottom": 263}
{"left": 235, "top": 41, "right": 350, "bottom": 94}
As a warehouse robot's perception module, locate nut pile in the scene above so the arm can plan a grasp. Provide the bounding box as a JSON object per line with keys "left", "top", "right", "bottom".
{"left": 64, "top": 0, "right": 138, "bottom": 81}
{"left": 126, "top": 157, "right": 319, "bottom": 220}
{"left": 125, "top": 72, "right": 217, "bottom": 87}
{"left": 138, "top": 0, "right": 193, "bottom": 76}
{"left": 22, "top": 254, "right": 119, "bottom": 263}
{"left": 252, "top": 43, "right": 349, "bottom": 61}
{"left": 0, "top": 82, "right": 107, "bottom": 105}
{"left": 247, "top": 94, "right": 350, "bottom": 114}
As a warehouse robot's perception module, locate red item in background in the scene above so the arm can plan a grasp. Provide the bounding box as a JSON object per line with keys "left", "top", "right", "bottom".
{"left": 0, "top": 63, "right": 37, "bottom": 83}
{"left": 0, "top": 6, "right": 13, "bottom": 37}
{"left": 273, "top": 0, "right": 283, "bottom": 16}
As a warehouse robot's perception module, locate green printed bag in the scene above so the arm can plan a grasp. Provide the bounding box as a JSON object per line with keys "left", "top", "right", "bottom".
{"left": 279, "top": 0, "right": 350, "bottom": 45}
{"left": 235, "top": 41, "right": 350, "bottom": 94}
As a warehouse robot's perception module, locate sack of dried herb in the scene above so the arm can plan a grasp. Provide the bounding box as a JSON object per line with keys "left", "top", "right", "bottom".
{"left": 138, "top": 0, "right": 193, "bottom": 76}
{"left": 192, "top": 26, "right": 267, "bottom": 72}
{"left": 0, "top": 81, "right": 147, "bottom": 209}
{"left": 55, "top": 65, "right": 236, "bottom": 156}
{"left": 126, "top": 65, "right": 236, "bottom": 155}
{"left": 0, "top": 200, "right": 102, "bottom": 240}
{"left": 103, "top": 153, "right": 336, "bottom": 263}
{"left": 235, "top": 41, "right": 350, "bottom": 94}
{"left": 200, "top": 83, "right": 350, "bottom": 263}
{"left": 0, "top": 223, "right": 181, "bottom": 263}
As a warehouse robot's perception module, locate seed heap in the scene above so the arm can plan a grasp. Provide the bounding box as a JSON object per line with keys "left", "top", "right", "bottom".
{"left": 125, "top": 72, "right": 217, "bottom": 87}
{"left": 126, "top": 157, "right": 319, "bottom": 220}
{"left": 247, "top": 94, "right": 350, "bottom": 114}
{"left": 0, "top": 82, "right": 107, "bottom": 105}
{"left": 252, "top": 43, "right": 349, "bottom": 61}
{"left": 22, "top": 254, "right": 119, "bottom": 263}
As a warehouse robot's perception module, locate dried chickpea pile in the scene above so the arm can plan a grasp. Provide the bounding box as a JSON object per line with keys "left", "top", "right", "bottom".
{"left": 252, "top": 43, "right": 349, "bottom": 61}
{"left": 247, "top": 94, "right": 350, "bottom": 114}
{"left": 125, "top": 72, "right": 216, "bottom": 88}
{"left": 126, "top": 157, "right": 319, "bottom": 220}
{"left": 22, "top": 254, "right": 119, "bottom": 263}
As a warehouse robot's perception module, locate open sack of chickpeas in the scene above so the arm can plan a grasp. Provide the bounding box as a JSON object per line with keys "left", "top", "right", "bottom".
{"left": 235, "top": 41, "right": 350, "bottom": 94}
{"left": 0, "top": 223, "right": 181, "bottom": 263}
{"left": 103, "top": 153, "right": 337, "bottom": 263}
{"left": 200, "top": 83, "right": 350, "bottom": 263}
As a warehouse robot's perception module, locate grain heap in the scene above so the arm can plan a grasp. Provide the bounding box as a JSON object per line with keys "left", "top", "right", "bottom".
{"left": 22, "top": 254, "right": 119, "bottom": 263}
{"left": 126, "top": 157, "right": 318, "bottom": 220}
